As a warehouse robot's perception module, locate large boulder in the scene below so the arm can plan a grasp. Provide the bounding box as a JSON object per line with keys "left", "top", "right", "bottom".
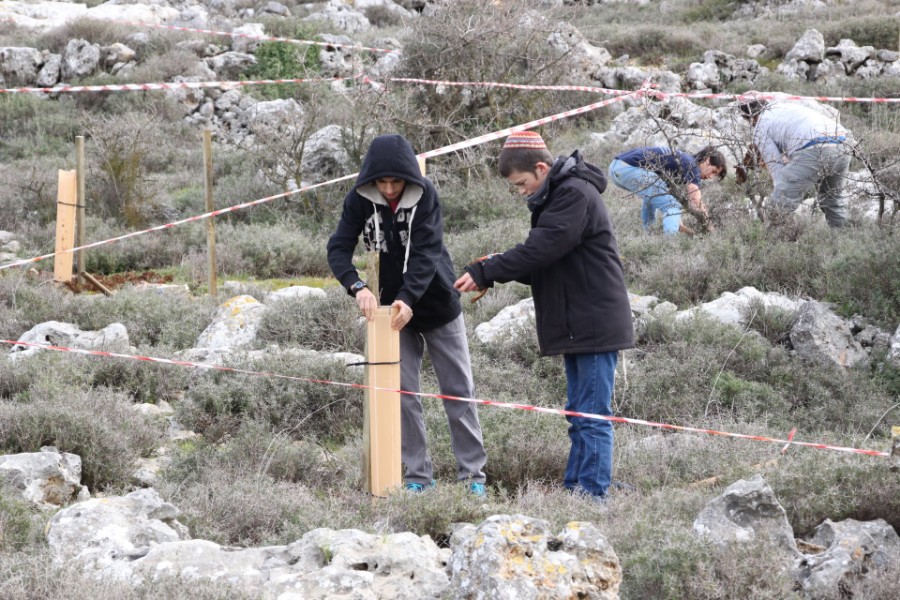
{"left": 84, "top": 2, "right": 179, "bottom": 25}
{"left": 194, "top": 295, "right": 267, "bottom": 350}
{"left": 0, "top": 1, "right": 87, "bottom": 32}
{"left": 279, "top": 528, "right": 449, "bottom": 598}
{"left": 305, "top": 0, "right": 371, "bottom": 34}
{"left": 784, "top": 29, "right": 825, "bottom": 63}
{"left": 9, "top": 321, "right": 130, "bottom": 361}
{"left": 448, "top": 514, "right": 622, "bottom": 600}
{"left": 299, "top": 124, "right": 353, "bottom": 183}
{"left": 825, "top": 39, "right": 875, "bottom": 75}
{"left": 205, "top": 51, "right": 257, "bottom": 79}
{"left": 475, "top": 298, "right": 535, "bottom": 344}
{"left": 693, "top": 475, "right": 800, "bottom": 562}
{"left": 61, "top": 38, "right": 101, "bottom": 80}
{"left": 35, "top": 52, "right": 61, "bottom": 87}
{"left": 676, "top": 286, "right": 803, "bottom": 328}
{"left": 46, "top": 488, "right": 190, "bottom": 579}
{"left": 795, "top": 518, "right": 900, "bottom": 599}
{"left": 0, "top": 46, "right": 44, "bottom": 86}
{"left": 317, "top": 33, "right": 365, "bottom": 78}
{"left": 789, "top": 300, "right": 869, "bottom": 369}
{"left": 547, "top": 21, "right": 612, "bottom": 83}
{"left": 231, "top": 22, "right": 266, "bottom": 54}
{"left": 0, "top": 446, "right": 89, "bottom": 507}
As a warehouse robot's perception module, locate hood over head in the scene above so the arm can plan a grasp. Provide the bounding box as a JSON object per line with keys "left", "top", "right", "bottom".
{"left": 355, "top": 134, "right": 426, "bottom": 209}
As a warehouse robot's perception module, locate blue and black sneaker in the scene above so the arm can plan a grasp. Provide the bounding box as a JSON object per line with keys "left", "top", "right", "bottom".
{"left": 404, "top": 480, "right": 435, "bottom": 493}
{"left": 469, "top": 482, "right": 487, "bottom": 497}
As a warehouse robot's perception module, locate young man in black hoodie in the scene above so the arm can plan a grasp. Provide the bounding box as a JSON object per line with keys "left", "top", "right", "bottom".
{"left": 454, "top": 131, "right": 634, "bottom": 500}
{"left": 327, "top": 134, "right": 488, "bottom": 496}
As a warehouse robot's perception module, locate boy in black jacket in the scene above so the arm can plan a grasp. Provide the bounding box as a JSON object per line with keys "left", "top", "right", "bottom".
{"left": 454, "top": 131, "right": 633, "bottom": 499}
{"left": 327, "top": 134, "right": 487, "bottom": 496}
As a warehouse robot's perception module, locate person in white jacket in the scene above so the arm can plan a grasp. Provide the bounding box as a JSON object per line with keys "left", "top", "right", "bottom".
{"left": 739, "top": 99, "right": 851, "bottom": 227}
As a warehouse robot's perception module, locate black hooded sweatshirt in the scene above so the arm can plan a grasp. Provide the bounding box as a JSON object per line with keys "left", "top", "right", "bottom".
{"left": 327, "top": 134, "right": 462, "bottom": 331}
{"left": 466, "top": 151, "right": 634, "bottom": 356}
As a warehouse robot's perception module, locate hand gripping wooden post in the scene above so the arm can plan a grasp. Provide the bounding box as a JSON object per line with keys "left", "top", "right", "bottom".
{"left": 53, "top": 170, "right": 77, "bottom": 283}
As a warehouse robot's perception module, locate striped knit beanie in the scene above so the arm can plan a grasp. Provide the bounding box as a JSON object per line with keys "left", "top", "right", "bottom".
{"left": 502, "top": 131, "right": 548, "bottom": 150}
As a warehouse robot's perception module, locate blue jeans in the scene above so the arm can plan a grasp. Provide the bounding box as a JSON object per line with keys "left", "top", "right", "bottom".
{"left": 563, "top": 351, "right": 617, "bottom": 497}
{"left": 609, "top": 158, "right": 682, "bottom": 234}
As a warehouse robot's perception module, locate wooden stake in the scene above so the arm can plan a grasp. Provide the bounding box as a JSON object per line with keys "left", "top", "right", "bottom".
{"left": 54, "top": 170, "right": 77, "bottom": 283}
{"left": 363, "top": 305, "right": 402, "bottom": 496}
{"left": 75, "top": 136, "right": 86, "bottom": 286}
{"left": 82, "top": 271, "right": 113, "bottom": 296}
{"left": 203, "top": 130, "right": 217, "bottom": 298}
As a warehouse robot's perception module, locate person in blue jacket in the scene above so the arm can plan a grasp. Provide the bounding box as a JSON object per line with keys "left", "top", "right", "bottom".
{"left": 608, "top": 146, "right": 726, "bottom": 235}
{"left": 327, "top": 134, "right": 487, "bottom": 496}
{"left": 455, "top": 131, "right": 634, "bottom": 500}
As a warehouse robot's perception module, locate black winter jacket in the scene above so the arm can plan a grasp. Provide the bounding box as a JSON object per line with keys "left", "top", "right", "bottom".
{"left": 466, "top": 152, "right": 634, "bottom": 355}
{"left": 327, "top": 135, "right": 462, "bottom": 331}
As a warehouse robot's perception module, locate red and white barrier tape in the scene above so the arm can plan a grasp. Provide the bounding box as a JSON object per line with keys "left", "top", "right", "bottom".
{"left": 384, "top": 76, "right": 900, "bottom": 104}
{"left": 0, "top": 93, "right": 635, "bottom": 272}
{"left": 418, "top": 90, "right": 638, "bottom": 159}
{"left": 386, "top": 76, "right": 632, "bottom": 97}
{"left": 0, "top": 15, "right": 398, "bottom": 55}
{"left": 0, "top": 339, "right": 889, "bottom": 459}
{"left": 114, "top": 20, "right": 399, "bottom": 54}
{"left": 0, "top": 76, "right": 352, "bottom": 95}
{"left": 0, "top": 173, "right": 355, "bottom": 272}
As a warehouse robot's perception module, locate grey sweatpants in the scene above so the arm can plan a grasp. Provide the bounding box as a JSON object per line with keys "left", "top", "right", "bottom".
{"left": 400, "top": 313, "right": 487, "bottom": 485}
{"left": 770, "top": 143, "right": 851, "bottom": 227}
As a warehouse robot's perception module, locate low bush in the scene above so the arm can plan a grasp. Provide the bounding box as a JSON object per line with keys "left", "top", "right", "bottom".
{"left": 219, "top": 222, "right": 332, "bottom": 278}
{"left": 257, "top": 287, "right": 364, "bottom": 353}
{"left": 177, "top": 351, "right": 362, "bottom": 443}
{"left": 0, "top": 386, "right": 164, "bottom": 490}
{"left": 0, "top": 484, "right": 49, "bottom": 552}
{"left": 158, "top": 422, "right": 367, "bottom": 546}
{"left": 0, "top": 551, "right": 259, "bottom": 600}
{"left": 70, "top": 287, "right": 217, "bottom": 349}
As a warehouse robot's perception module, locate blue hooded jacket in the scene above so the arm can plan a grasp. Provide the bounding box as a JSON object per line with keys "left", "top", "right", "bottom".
{"left": 327, "top": 134, "right": 462, "bottom": 331}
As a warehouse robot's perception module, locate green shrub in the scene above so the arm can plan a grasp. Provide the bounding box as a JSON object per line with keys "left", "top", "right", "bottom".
{"left": 257, "top": 287, "right": 364, "bottom": 352}
{"left": 742, "top": 297, "right": 797, "bottom": 346}
{"left": 0, "top": 386, "right": 164, "bottom": 490}
{"left": 244, "top": 37, "right": 320, "bottom": 101}
{"left": 36, "top": 17, "right": 132, "bottom": 53}
{"left": 824, "top": 241, "right": 900, "bottom": 326}
{"left": 0, "top": 95, "right": 80, "bottom": 162}
{"left": 0, "top": 485, "right": 49, "bottom": 552}
{"left": 221, "top": 223, "right": 332, "bottom": 278}
{"left": 158, "top": 423, "right": 367, "bottom": 546}
{"left": 69, "top": 287, "right": 217, "bottom": 349}
{"left": 769, "top": 452, "right": 900, "bottom": 536}
{"left": 177, "top": 351, "right": 362, "bottom": 443}
{"left": 396, "top": 0, "right": 573, "bottom": 149}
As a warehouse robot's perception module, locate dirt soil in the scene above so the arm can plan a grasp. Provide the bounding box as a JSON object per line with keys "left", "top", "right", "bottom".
{"left": 65, "top": 271, "right": 173, "bottom": 294}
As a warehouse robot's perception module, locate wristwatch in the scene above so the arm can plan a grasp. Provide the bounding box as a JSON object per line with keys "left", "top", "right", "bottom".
{"left": 349, "top": 280, "right": 368, "bottom": 297}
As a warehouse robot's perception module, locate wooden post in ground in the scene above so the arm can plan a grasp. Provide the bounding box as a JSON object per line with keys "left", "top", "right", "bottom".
{"left": 363, "top": 305, "right": 401, "bottom": 496}
{"left": 75, "top": 136, "right": 86, "bottom": 287}
{"left": 54, "top": 170, "right": 77, "bottom": 283}
{"left": 203, "top": 129, "right": 217, "bottom": 298}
